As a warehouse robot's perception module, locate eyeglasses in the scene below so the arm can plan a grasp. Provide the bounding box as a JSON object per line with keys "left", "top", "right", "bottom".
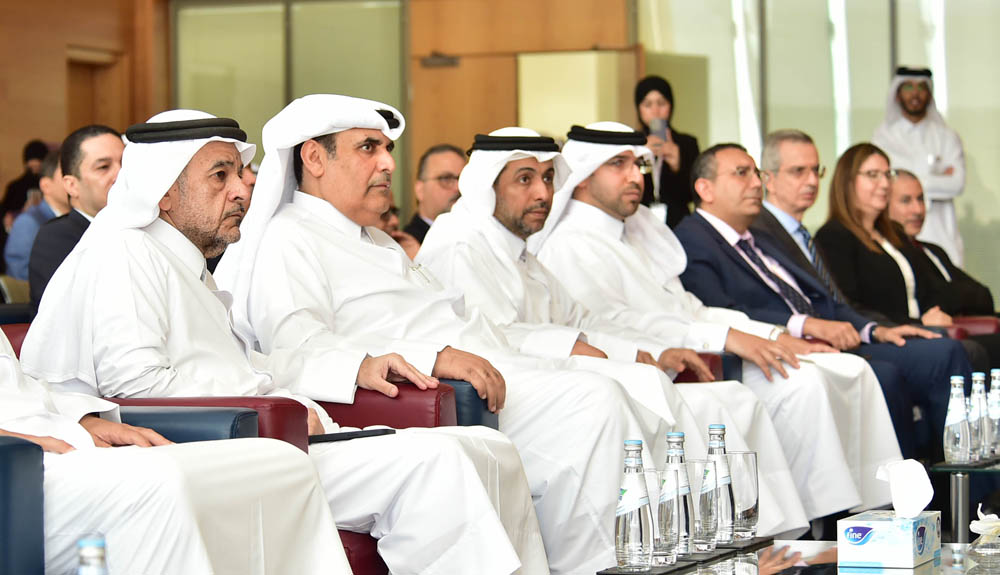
{"left": 781, "top": 165, "right": 826, "bottom": 179}
{"left": 857, "top": 169, "right": 898, "bottom": 182}
{"left": 421, "top": 174, "right": 460, "bottom": 188}
{"left": 603, "top": 156, "right": 652, "bottom": 174}
{"left": 727, "top": 166, "right": 761, "bottom": 180}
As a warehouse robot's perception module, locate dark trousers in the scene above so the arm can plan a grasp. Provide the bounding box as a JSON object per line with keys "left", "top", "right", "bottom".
{"left": 861, "top": 338, "right": 971, "bottom": 454}
{"left": 863, "top": 358, "right": 916, "bottom": 459}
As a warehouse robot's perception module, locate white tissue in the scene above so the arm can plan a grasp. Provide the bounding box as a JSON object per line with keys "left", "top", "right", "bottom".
{"left": 971, "top": 503, "right": 1000, "bottom": 537}
{"left": 875, "top": 459, "right": 933, "bottom": 518}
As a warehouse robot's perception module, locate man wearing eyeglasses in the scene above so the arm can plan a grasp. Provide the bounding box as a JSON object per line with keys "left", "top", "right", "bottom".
{"left": 404, "top": 144, "right": 465, "bottom": 243}
{"left": 673, "top": 142, "right": 974, "bottom": 467}
{"left": 873, "top": 67, "right": 966, "bottom": 267}
{"left": 753, "top": 129, "right": 898, "bottom": 325}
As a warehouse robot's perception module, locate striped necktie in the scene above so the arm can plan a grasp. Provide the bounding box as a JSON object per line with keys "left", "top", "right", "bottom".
{"left": 736, "top": 238, "right": 815, "bottom": 315}
{"left": 796, "top": 225, "right": 840, "bottom": 303}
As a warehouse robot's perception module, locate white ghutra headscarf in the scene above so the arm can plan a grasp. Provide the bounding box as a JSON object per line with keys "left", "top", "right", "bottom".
{"left": 527, "top": 121, "right": 687, "bottom": 285}
{"left": 417, "top": 127, "right": 570, "bottom": 265}
{"left": 23, "top": 110, "right": 255, "bottom": 386}
{"left": 213, "top": 94, "right": 405, "bottom": 343}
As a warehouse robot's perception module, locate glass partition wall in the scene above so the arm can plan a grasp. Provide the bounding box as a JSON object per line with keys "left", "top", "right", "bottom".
{"left": 638, "top": 0, "right": 1000, "bottom": 305}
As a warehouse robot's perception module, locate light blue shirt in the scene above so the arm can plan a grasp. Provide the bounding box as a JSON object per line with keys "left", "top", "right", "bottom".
{"left": 5, "top": 201, "right": 56, "bottom": 280}
{"left": 762, "top": 200, "right": 812, "bottom": 262}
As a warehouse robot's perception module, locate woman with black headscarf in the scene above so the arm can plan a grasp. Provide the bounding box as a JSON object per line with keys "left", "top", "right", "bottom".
{"left": 635, "top": 75, "right": 700, "bottom": 228}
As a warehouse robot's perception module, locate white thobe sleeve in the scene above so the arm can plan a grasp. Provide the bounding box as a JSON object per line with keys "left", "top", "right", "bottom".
{"left": 250, "top": 231, "right": 441, "bottom": 402}
{"left": 48, "top": 391, "right": 120, "bottom": 424}
{"left": 922, "top": 129, "right": 965, "bottom": 201}
{"left": 541, "top": 237, "right": 727, "bottom": 351}
{"left": 540, "top": 266, "right": 672, "bottom": 362}
{"left": 0, "top": 359, "right": 119, "bottom": 448}
{"left": 426, "top": 242, "right": 583, "bottom": 359}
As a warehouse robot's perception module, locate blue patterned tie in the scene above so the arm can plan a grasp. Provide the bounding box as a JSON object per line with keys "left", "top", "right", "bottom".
{"left": 796, "top": 225, "right": 840, "bottom": 303}
{"left": 736, "top": 238, "right": 815, "bottom": 315}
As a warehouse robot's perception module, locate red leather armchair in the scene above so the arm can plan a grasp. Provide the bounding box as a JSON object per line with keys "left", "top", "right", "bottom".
{"left": 4, "top": 321, "right": 454, "bottom": 575}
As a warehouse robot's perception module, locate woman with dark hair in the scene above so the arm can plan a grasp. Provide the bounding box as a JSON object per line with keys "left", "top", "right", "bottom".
{"left": 634, "top": 75, "right": 700, "bottom": 228}
{"left": 816, "top": 143, "right": 950, "bottom": 326}
{"left": 815, "top": 143, "right": 999, "bottom": 369}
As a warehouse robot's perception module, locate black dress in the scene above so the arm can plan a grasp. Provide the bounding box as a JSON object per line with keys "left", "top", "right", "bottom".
{"left": 640, "top": 130, "right": 699, "bottom": 229}
{"left": 816, "top": 218, "right": 1000, "bottom": 369}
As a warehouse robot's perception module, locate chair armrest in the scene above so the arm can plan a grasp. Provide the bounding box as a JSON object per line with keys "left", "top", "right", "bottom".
{"left": 119, "top": 406, "right": 259, "bottom": 443}
{"left": 110, "top": 397, "right": 308, "bottom": 452}
{"left": 440, "top": 379, "right": 498, "bottom": 429}
{"left": 675, "top": 353, "right": 723, "bottom": 383}
{"left": 0, "top": 436, "right": 44, "bottom": 575}
{"left": 945, "top": 326, "right": 970, "bottom": 340}
{"left": 720, "top": 352, "right": 743, "bottom": 382}
{"left": 319, "top": 385, "right": 457, "bottom": 429}
{"left": 674, "top": 352, "right": 742, "bottom": 383}
{"left": 953, "top": 316, "right": 1000, "bottom": 336}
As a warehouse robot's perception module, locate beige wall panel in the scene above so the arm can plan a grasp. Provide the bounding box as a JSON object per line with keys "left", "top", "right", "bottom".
{"left": 410, "top": 0, "right": 629, "bottom": 57}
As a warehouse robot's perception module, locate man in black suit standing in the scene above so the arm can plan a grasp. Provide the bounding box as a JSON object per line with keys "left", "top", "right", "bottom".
{"left": 29, "top": 125, "right": 123, "bottom": 312}
{"left": 674, "top": 143, "right": 973, "bottom": 460}
{"left": 403, "top": 144, "right": 465, "bottom": 243}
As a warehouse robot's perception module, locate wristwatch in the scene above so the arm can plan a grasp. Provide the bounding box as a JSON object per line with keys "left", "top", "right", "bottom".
{"left": 768, "top": 326, "right": 789, "bottom": 341}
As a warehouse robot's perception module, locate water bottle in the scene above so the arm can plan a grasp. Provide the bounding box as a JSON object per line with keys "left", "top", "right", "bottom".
{"left": 77, "top": 535, "right": 108, "bottom": 575}
{"left": 616, "top": 439, "right": 654, "bottom": 572}
{"left": 707, "top": 424, "right": 735, "bottom": 544}
{"left": 989, "top": 369, "right": 1000, "bottom": 457}
{"left": 664, "top": 432, "right": 695, "bottom": 556}
{"left": 972, "top": 372, "right": 990, "bottom": 460}
{"left": 944, "top": 375, "right": 972, "bottom": 463}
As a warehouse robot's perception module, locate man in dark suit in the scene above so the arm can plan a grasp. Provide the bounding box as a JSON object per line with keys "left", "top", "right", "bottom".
{"left": 674, "top": 143, "right": 972, "bottom": 460}
{"left": 889, "top": 169, "right": 995, "bottom": 316}
{"left": 755, "top": 130, "right": 990, "bottom": 371}
{"left": 29, "top": 125, "right": 123, "bottom": 312}
{"left": 404, "top": 144, "right": 465, "bottom": 243}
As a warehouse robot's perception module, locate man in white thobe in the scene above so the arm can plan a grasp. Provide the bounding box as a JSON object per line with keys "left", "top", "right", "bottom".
{"left": 214, "top": 94, "right": 671, "bottom": 575}
{"left": 873, "top": 66, "right": 966, "bottom": 265}
{"left": 533, "top": 122, "right": 903, "bottom": 520}
{"left": 0, "top": 329, "right": 348, "bottom": 575}
{"left": 416, "top": 126, "right": 810, "bottom": 536}
{"left": 20, "top": 109, "right": 541, "bottom": 575}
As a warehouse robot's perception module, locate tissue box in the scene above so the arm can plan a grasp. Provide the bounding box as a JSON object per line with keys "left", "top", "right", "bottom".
{"left": 837, "top": 510, "right": 941, "bottom": 568}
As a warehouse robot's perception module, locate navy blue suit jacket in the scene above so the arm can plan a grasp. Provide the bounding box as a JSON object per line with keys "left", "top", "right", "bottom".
{"left": 674, "top": 212, "right": 873, "bottom": 331}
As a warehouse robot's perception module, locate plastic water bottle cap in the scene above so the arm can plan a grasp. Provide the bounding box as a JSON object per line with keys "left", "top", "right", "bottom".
{"left": 77, "top": 538, "right": 105, "bottom": 548}
{"left": 708, "top": 424, "right": 726, "bottom": 430}
{"left": 973, "top": 372, "right": 986, "bottom": 378}
{"left": 951, "top": 375, "right": 966, "bottom": 384}
{"left": 624, "top": 439, "right": 643, "bottom": 446}
{"left": 992, "top": 369, "right": 1000, "bottom": 376}
{"left": 666, "top": 432, "right": 685, "bottom": 438}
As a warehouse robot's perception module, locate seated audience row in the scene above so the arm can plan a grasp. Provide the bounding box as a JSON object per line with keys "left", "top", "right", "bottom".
{"left": 7, "top": 90, "right": 994, "bottom": 574}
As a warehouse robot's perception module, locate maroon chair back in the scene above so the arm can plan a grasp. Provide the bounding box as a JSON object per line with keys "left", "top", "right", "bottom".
{"left": 1, "top": 323, "right": 30, "bottom": 358}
